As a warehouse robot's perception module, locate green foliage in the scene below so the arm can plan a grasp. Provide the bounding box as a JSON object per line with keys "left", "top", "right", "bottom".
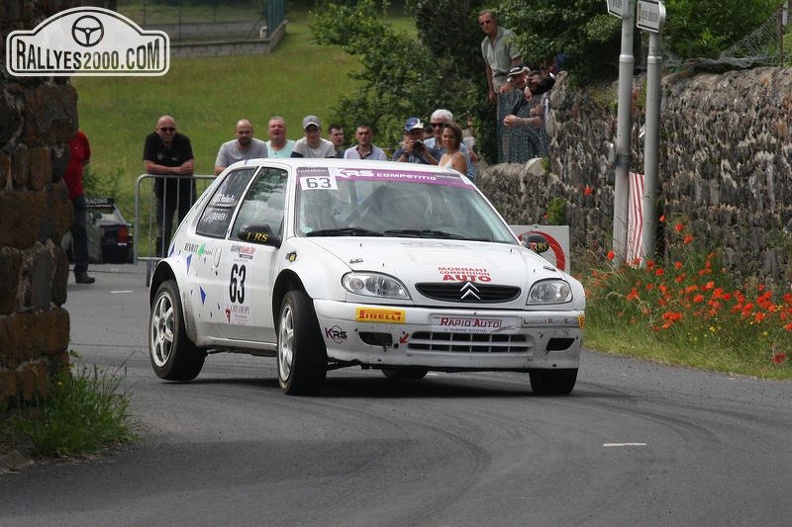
{"left": 545, "top": 196, "right": 567, "bottom": 225}
{"left": 495, "top": 0, "right": 783, "bottom": 84}
{"left": 662, "top": 0, "right": 780, "bottom": 59}
{"left": 496, "top": 0, "right": 623, "bottom": 83}
{"left": 6, "top": 359, "right": 139, "bottom": 458}
{"left": 311, "top": 0, "right": 497, "bottom": 160}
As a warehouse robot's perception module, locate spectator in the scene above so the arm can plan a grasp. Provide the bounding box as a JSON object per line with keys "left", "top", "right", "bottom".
{"left": 425, "top": 108, "right": 476, "bottom": 180}
{"left": 479, "top": 9, "right": 523, "bottom": 163}
{"left": 291, "top": 115, "right": 337, "bottom": 158}
{"left": 328, "top": 123, "right": 345, "bottom": 158}
{"left": 392, "top": 117, "right": 440, "bottom": 165}
{"left": 214, "top": 118, "right": 268, "bottom": 175}
{"left": 344, "top": 124, "right": 388, "bottom": 160}
{"left": 502, "top": 66, "right": 549, "bottom": 162}
{"left": 65, "top": 129, "right": 94, "bottom": 284}
{"left": 143, "top": 115, "right": 195, "bottom": 257}
{"left": 438, "top": 121, "right": 468, "bottom": 174}
{"left": 265, "top": 116, "right": 295, "bottom": 158}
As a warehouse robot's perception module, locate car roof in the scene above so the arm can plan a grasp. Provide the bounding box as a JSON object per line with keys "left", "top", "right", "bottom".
{"left": 223, "top": 157, "right": 466, "bottom": 178}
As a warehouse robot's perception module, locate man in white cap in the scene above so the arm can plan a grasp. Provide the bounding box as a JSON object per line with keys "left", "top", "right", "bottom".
{"left": 392, "top": 117, "right": 440, "bottom": 165}
{"left": 291, "top": 115, "right": 337, "bottom": 158}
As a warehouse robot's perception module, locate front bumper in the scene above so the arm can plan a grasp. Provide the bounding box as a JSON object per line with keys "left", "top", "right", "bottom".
{"left": 314, "top": 299, "right": 583, "bottom": 370}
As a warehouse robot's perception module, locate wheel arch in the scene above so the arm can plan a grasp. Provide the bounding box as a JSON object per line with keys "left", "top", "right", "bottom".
{"left": 272, "top": 270, "right": 307, "bottom": 330}
{"left": 150, "top": 261, "right": 200, "bottom": 344}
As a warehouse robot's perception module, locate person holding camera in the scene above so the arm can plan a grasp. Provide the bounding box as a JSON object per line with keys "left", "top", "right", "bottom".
{"left": 392, "top": 117, "right": 440, "bottom": 165}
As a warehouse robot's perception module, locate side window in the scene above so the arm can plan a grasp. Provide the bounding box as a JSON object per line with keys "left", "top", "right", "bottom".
{"left": 196, "top": 168, "right": 257, "bottom": 238}
{"left": 232, "top": 168, "right": 289, "bottom": 239}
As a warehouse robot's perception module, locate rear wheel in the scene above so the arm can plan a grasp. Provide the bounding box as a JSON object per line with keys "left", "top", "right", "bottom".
{"left": 529, "top": 368, "right": 577, "bottom": 395}
{"left": 382, "top": 367, "right": 429, "bottom": 380}
{"left": 149, "top": 280, "right": 205, "bottom": 381}
{"left": 277, "top": 290, "right": 327, "bottom": 395}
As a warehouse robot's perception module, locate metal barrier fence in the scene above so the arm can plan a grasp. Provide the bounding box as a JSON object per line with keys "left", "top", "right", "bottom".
{"left": 135, "top": 174, "right": 216, "bottom": 285}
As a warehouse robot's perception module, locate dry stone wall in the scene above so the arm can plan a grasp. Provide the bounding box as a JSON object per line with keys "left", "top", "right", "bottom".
{"left": 1, "top": 0, "right": 77, "bottom": 405}
{"left": 479, "top": 67, "right": 792, "bottom": 285}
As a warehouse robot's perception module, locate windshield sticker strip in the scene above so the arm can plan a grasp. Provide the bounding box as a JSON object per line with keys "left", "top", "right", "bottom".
{"left": 295, "top": 167, "right": 471, "bottom": 188}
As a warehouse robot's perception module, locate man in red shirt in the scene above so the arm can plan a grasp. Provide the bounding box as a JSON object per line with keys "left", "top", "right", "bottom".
{"left": 64, "top": 130, "right": 94, "bottom": 284}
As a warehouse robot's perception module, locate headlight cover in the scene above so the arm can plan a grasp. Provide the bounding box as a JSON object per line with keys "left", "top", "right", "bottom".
{"left": 342, "top": 272, "right": 411, "bottom": 300}
{"left": 527, "top": 279, "right": 572, "bottom": 304}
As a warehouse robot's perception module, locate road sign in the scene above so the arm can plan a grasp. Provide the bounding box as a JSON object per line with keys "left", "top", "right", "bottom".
{"left": 636, "top": 0, "right": 666, "bottom": 33}
{"left": 607, "top": 0, "right": 629, "bottom": 18}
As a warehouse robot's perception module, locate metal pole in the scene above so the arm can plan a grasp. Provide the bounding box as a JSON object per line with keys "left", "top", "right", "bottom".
{"left": 612, "top": 0, "right": 635, "bottom": 266}
{"left": 641, "top": 30, "right": 662, "bottom": 262}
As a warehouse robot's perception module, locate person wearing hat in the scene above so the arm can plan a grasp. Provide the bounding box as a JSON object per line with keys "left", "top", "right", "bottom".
{"left": 392, "top": 117, "right": 441, "bottom": 165}
{"left": 291, "top": 115, "right": 337, "bottom": 158}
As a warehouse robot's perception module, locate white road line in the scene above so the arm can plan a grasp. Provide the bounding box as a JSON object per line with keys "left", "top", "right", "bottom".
{"left": 110, "top": 290, "right": 134, "bottom": 294}
{"left": 603, "top": 443, "right": 647, "bottom": 447}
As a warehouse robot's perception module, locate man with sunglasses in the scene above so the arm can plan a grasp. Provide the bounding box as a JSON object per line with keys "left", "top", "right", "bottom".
{"left": 143, "top": 115, "right": 196, "bottom": 257}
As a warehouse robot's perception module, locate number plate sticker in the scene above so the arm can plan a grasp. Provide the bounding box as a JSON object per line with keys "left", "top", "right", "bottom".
{"left": 431, "top": 316, "right": 518, "bottom": 333}
{"left": 299, "top": 175, "right": 338, "bottom": 190}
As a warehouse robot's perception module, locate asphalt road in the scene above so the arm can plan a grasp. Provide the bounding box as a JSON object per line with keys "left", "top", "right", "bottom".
{"left": 1, "top": 263, "right": 790, "bottom": 527}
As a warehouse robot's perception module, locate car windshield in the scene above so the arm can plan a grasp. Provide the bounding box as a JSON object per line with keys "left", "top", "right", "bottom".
{"left": 295, "top": 167, "right": 517, "bottom": 243}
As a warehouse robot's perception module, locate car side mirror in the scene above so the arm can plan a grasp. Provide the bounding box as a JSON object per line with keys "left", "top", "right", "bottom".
{"left": 238, "top": 224, "right": 281, "bottom": 248}
{"left": 521, "top": 232, "right": 549, "bottom": 254}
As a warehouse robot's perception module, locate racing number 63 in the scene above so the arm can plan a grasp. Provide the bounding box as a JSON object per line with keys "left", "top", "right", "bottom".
{"left": 229, "top": 263, "right": 246, "bottom": 303}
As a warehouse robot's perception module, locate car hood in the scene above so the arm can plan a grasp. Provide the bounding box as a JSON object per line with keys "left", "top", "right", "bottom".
{"left": 304, "top": 237, "right": 565, "bottom": 286}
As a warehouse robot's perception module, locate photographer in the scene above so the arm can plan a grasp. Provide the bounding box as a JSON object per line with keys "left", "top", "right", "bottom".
{"left": 392, "top": 117, "right": 440, "bottom": 165}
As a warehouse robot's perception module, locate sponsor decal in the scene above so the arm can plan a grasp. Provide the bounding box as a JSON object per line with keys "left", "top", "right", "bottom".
{"left": 432, "top": 316, "right": 518, "bottom": 334}
{"left": 230, "top": 244, "right": 256, "bottom": 259}
{"left": 6, "top": 7, "right": 169, "bottom": 77}
{"left": 399, "top": 333, "right": 410, "bottom": 344}
{"left": 324, "top": 326, "right": 348, "bottom": 344}
{"left": 224, "top": 304, "right": 250, "bottom": 325}
{"left": 521, "top": 316, "right": 583, "bottom": 327}
{"left": 356, "top": 307, "right": 406, "bottom": 324}
{"left": 438, "top": 266, "right": 492, "bottom": 282}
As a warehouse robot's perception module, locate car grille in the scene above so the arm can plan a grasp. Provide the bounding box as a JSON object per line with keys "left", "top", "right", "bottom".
{"left": 415, "top": 282, "right": 521, "bottom": 303}
{"left": 408, "top": 332, "right": 529, "bottom": 353}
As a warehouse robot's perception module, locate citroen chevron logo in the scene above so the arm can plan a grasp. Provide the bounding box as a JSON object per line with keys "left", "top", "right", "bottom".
{"left": 460, "top": 281, "right": 480, "bottom": 300}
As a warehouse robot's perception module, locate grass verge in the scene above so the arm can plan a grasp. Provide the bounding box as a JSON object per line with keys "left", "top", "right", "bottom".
{"left": 0, "top": 357, "right": 139, "bottom": 462}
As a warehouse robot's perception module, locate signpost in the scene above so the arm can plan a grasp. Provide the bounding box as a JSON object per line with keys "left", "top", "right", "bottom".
{"left": 636, "top": 0, "right": 665, "bottom": 264}
{"left": 606, "top": 0, "right": 635, "bottom": 266}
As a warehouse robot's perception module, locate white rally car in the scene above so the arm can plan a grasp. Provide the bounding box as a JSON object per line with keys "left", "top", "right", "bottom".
{"left": 148, "top": 158, "right": 585, "bottom": 395}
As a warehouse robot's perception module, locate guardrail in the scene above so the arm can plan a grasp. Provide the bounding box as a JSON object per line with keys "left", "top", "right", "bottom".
{"left": 134, "top": 174, "right": 216, "bottom": 285}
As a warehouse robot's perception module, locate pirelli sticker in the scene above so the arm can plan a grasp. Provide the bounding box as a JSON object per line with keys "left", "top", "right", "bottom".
{"left": 355, "top": 307, "right": 406, "bottom": 324}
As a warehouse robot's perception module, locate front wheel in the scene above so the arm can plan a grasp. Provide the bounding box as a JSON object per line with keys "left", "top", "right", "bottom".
{"left": 529, "top": 368, "right": 577, "bottom": 395}
{"left": 277, "top": 290, "right": 327, "bottom": 395}
{"left": 149, "top": 279, "right": 205, "bottom": 381}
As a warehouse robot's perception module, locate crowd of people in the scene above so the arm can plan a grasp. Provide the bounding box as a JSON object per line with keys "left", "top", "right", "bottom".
{"left": 133, "top": 9, "right": 551, "bottom": 266}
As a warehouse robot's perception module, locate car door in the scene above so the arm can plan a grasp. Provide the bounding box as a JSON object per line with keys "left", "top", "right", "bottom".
{"left": 190, "top": 167, "right": 258, "bottom": 340}
{"left": 212, "top": 167, "right": 289, "bottom": 344}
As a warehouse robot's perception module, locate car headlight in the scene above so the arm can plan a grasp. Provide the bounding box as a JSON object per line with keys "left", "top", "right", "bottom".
{"left": 527, "top": 279, "right": 572, "bottom": 304}
{"left": 342, "top": 272, "right": 411, "bottom": 300}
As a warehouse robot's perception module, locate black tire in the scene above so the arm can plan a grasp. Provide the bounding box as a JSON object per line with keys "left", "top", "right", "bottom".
{"left": 381, "top": 367, "right": 429, "bottom": 380}
{"left": 529, "top": 368, "right": 577, "bottom": 395}
{"left": 277, "top": 290, "right": 327, "bottom": 395}
{"left": 149, "top": 279, "right": 205, "bottom": 381}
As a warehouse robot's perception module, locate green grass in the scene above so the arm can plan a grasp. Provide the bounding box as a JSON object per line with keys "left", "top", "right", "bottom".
{"left": 1, "top": 358, "right": 139, "bottom": 459}
{"left": 73, "top": 8, "right": 362, "bottom": 224}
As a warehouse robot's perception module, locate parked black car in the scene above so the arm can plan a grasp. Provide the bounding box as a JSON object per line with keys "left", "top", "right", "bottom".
{"left": 63, "top": 197, "right": 134, "bottom": 264}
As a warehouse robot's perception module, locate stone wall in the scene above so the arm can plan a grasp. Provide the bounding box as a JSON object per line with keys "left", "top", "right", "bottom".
{"left": 479, "top": 67, "right": 792, "bottom": 285}
{"left": 0, "top": 0, "right": 77, "bottom": 405}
